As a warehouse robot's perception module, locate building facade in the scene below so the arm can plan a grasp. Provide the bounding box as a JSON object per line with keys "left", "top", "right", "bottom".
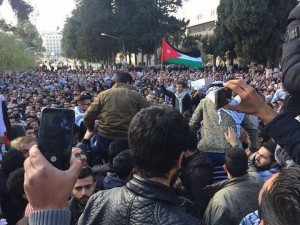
{"left": 179, "top": 0, "right": 220, "bottom": 36}
{"left": 41, "top": 31, "right": 62, "bottom": 57}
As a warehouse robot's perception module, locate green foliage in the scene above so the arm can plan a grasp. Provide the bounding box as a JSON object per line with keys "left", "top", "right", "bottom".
{"left": 0, "top": 31, "right": 35, "bottom": 72}
{"left": 181, "top": 34, "right": 201, "bottom": 52}
{"left": 62, "top": 0, "right": 187, "bottom": 64}
{"left": 0, "top": 0, "right": 33, "bottom": 21}
{"left": 216, "top": 0, "right": 297, "bottom": 66}
{"left": 15, "top": 21, "right": 44, "bottom": 51}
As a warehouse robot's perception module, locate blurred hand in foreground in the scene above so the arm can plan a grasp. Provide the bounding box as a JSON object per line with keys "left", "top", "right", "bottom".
{"left": 224, "top": 80, "right": 278, "bottom": 123}
{"left": 24, "top": 145, "right": 83, "bottom": 211}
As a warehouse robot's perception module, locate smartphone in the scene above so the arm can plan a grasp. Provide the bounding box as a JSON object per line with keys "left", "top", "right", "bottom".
{"left": 38, "top": 108, "right": 75, "bottom": 170}
{"left": 215, "top": 87, "right": 232, "bottom": 110}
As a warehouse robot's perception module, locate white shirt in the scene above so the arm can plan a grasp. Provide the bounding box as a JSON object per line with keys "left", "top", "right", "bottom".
{"left": 272, "top": 88, "right": 287, "bottom": 103}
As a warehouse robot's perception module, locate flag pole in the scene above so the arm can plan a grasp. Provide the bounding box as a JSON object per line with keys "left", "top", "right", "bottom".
{"left": 160, "top": 38, "right": 164, "bottom": 78}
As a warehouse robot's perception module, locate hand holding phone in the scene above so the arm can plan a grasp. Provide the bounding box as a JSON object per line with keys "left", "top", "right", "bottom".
{"left": 215, "top": 87, "right": 233, "bottom": 110}
{"left": 38, "top": 108, "right": 75, "bottom": 170}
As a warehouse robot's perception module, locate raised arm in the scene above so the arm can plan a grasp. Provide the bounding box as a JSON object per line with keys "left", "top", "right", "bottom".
{"left": 84, "top": 93, "right": 102, "bottom": 131}
{"left": 189, "top": 100, "right": 203, "bottom": 133}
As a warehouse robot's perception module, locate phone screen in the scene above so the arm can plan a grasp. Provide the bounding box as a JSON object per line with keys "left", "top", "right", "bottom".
{"left": 215, "top": 88, "right": 232, "bottom": 110}
{"left": 38, "top": 108, "right": 75, "bottom": 170}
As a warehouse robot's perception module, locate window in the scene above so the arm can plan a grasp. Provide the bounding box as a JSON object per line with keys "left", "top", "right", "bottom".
{"left": 196, "top": 14, "right": 203, "bottom": 20}
{"left": 187, "top": 21, "right": 216, "bottom": 34}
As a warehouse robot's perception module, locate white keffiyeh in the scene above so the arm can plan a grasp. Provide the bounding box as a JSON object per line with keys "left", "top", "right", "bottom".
{"left": 175, "top": 89, "right": 189, "bottom": 113}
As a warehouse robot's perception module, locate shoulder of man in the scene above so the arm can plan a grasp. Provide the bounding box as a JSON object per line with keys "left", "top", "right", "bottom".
{"left": 155, "top": 202, "right": 201, "bottom": 225}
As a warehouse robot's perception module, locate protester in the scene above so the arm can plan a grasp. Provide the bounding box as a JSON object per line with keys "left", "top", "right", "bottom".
{"left": 225, "top": 127, "right": 280, "bottom": 181}
{"left": 68, "top": 167, "right": 96, "bottom": 225}
{"left": 102, "top": 150, "right": 133, "bottom": 190}
{"left": 180, "top": 131, "right": 213, "bottom": 218}
{"left": 5, "top": 168, "right": 27, "bottom": 225}
{"left": 203, "top": 148, "right": 263, "bottom": 225}
{"left": 189, "top": 81, "right": 258, "bottom": 182}
{"left": 0, "top": 150, "right": 25, "bottom": 224}
{"left": 19, "top": 136, "right": 37, "bottom": 158}
{"left": 259, "top": 166, "right": 300, "bottom": 225}
{"left": 92, "top": 140, "right": 129, "bottom": 184}
{"left": 159, "top": 79, "right": 192, "bottom": 113}
{"left": 24, "top": 106, "right": 201, "bottom": 224}
{"left": 74, "top": 95, "right": 92, "bottom": 140}
{"left": 83, "top": 71, "right": 149, "bottom": 158}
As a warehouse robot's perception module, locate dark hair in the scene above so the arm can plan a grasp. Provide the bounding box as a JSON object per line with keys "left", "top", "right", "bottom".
{"left": 112, "top": 150, "right": 133, "bottom": 180}
{"left": 129, "top": 106, "right": 190, "bottom": 179}
{"left": 107, "top": 140, "right": 129, "bottom": 165}
{"left": 262, "top": 141, "right": 277, "bottom": 162}
{"left": 73, "top": 124, "right": 80, "bottom": 134}
{"left": 115, "top": 72, "right": 133, "bottom": 84}
{"left": 2, "top": 150, "right": 25, "bottom": 175}
{"left": 25, "top": 115, "right": 35, "bottom": 120}
{"left": 258, "top": 128, "right": 271, "bottom": 143}
{"left": 76, "top": 95, "right": 91, "bottom": 104}
{"left": 187, "top": 131, "right": 198, "bottom": 152}
{"left": 177, "top": 80, "right": 186, "bottom": 88}
{"left": 260, "top": 166, "right": 300, "bottom": 225}
{"left": 12, "top": 112, "right": 20, "bottom": 119}
{"left": 10, "top": 124, "right": 25, "bottom": 141}
{"left": 183, "top": 110, "right": 192, "bottom": 121}
{"left": 7, "top": 168, "right": 25, "bottom": 200}
{"left": 224, "top": 149, "right": 248, "bottom": 177}
{"left": 25, "top": 125, "right": 34, "bottom": 131}
{"left": 78, "top": 167, "right": 94, "bottom": 181}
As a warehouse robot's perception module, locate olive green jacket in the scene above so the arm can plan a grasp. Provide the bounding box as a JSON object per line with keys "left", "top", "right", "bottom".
{"left": 84, "top": 83, "right": 149, "bottom": 140}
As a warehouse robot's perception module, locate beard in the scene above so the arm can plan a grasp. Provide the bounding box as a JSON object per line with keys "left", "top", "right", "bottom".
{"left": 254, "top": 158, "right": 272, "bottom": 171}
{"left": 77, "top": 195, "right": 90, "bottom": 206}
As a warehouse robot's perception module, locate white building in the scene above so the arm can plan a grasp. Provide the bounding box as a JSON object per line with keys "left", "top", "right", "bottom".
{"left": 41, "top": 31, "right": 62, "bottom": 57}
{"left": 179, "top": 0, "right": 220, "bottom": 36}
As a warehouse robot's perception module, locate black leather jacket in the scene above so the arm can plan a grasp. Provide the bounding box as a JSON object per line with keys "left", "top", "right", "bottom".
{"left": 78, "top": 175, "right": 201, "bottom": 225}
{"left": 180, "top": 151, "right": 213, "bottom": 218}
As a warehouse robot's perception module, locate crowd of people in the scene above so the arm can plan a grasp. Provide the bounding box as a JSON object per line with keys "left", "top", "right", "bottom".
{"left": 0, "top": 5, "right": 300, "bottom": 225}
{"left": 0, "top": 65, "right": 295, "bottom": 225}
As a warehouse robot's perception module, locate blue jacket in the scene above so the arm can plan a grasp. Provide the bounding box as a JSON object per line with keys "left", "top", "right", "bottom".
{"left": 265, "top": 113, "right": 300, "bottom": 164}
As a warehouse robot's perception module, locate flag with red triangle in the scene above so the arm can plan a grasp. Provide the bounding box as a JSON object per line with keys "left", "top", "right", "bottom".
{"left": 161, "top": 38, "right": 202, "bottom": 68}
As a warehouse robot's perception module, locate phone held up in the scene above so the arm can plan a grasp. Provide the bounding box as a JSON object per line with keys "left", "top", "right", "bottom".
{"left": 215, "top": 87, "right": 233, "bottom": 110}
{"left": 38, "top": 108, "right": 75, "bottom": 171}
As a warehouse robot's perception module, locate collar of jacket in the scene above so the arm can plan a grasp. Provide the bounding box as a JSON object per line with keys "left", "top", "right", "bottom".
{"left": 126, "top": 175, "right": 180, "bottom": 206}
{"left": 112, "top": 83, "right": 132, "bottom": 89}
{"left": 182, "top": 150, "right": 206, "bottom": 167}
{"left": 203, "top": 173, "right": 250, "bottom": 198}
{"left": 68, "top": 196, "right": 80, "bottom": 213}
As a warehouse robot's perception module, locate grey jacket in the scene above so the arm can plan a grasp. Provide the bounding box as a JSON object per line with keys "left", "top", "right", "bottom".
{"left": 190, "top": 98, "right": 258, "bottom": 153}
{"left": 203, "top": 172, "right": 263, "bottom": 225}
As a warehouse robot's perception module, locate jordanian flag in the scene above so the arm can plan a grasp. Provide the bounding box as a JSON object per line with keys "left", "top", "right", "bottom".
{"left": 161, "top": 38, "right": 202, "bottom": 68}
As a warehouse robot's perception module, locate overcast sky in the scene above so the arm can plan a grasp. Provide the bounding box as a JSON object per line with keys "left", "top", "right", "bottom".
{"left": 0, "top": 0, "right": 76, "bottom": 32}
{"left": 0, "top": 0, "right": 219, "bottom": 33}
